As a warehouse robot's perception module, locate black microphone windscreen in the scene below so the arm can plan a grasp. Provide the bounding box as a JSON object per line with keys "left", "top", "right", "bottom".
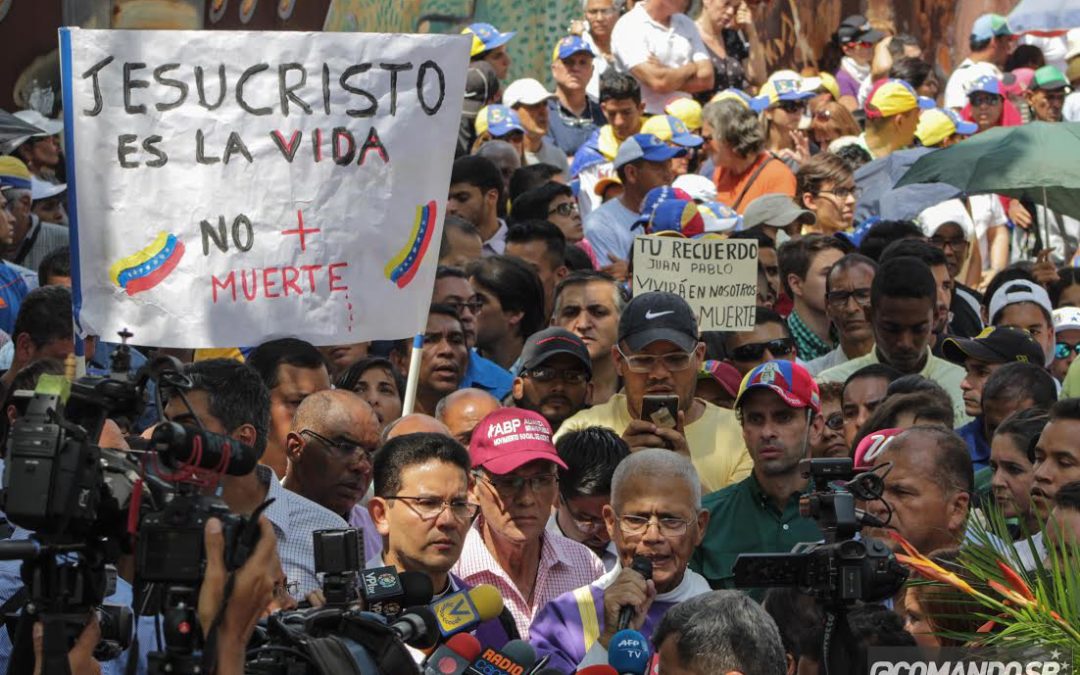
{"left": 400, "top": 570, "right": 435, "bottom": 605}
{"left": 500, "top": 640, "right": 537, "bottom": 669}
{"left": 630, "top": 555, "right": 653, "bottom": 581}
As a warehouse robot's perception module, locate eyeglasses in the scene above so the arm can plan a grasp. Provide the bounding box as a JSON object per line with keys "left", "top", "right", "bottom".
{"left": 729, "top": 338, "right": 795, "bottom": 362}
{"left": 776, "top": 100, "right": 806, "bottom": 114}
{"left": 616, "top": 346, "right": 694, "bottom": 373}
{"left": 299, "top": 429, "right": 372, "bottom": 462}
{"left": 474, "top": 471, "right": 558, "bottom": 495}
{"left": 818, "top": 186, "right": 859, "bottom": 200}
{"left": 561, "top": 496, "right": 607, "bottom": 534}
{"left": 1055, "top": 342, "right": 1080, "bottom": 360}
{"left": 969, "top": 93, "right": 1002, "bottom": 108}
{"left": 443, "top": 298, "right": 483, "bottom": 315}
{"left": 385, "top": 495, "right": 480, "bottom": 522}
{"left": 523, "top": 366, "right": 590, "bottom": 384}
{"left": 549, "top": 202, "right": 579, "bottom": 217}
{"left": 824, "top": 412, "right": 844, "bottom": 431}
{"left": 826, "top": 288, "right": 872, "bottom": 308}
{"left": 617, "top": 513, "right": 691, "bottom": 538}
{"left": 929, "top": 235, "right": 968, "bottom": 251}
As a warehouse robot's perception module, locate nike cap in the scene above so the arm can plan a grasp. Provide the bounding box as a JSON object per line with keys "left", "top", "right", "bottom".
{"left": 618, "top": 291, "right": 699, "bottom": 353}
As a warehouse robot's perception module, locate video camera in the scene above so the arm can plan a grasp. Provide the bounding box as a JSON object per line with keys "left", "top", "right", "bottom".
{"left": 733, "top": 457, "right": 908, "bottom": 604}
{"left": 0, "top": 333, "right": 265, "bottom": 675}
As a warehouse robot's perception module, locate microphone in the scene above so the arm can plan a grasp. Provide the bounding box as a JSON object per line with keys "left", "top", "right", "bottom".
{"left": 608, "top": 629, "right": 651, "bottom": 675}
{"left": 362, "top": 567, "right": 434, "bottom": 618}
{"left": 390, "top": 605, "right": 440, "bottom": 649}
{"left": 423, "top": 633, "right": 482, "bottom": 675}
{"left": 430, "top": 583, "right": 505, "bottom": 638}
{"left": 616, "top": 556, "right": 653, "bottom": 631}
{"left": 465, "top": 640, "right": 537, "bottom": 675}
{"left": 150, "top": 421, "right": 259, "bottom": 474}
{"left": 576, "top": 667, "right": 618, "bottom": 674}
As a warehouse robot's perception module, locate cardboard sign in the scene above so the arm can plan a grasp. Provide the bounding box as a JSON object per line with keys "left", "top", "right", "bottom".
{"left": 59, "top": 28, "right": 469, "bottom": 347}
{"left": 632, "top": 236, "right": 758, "bottom": 331}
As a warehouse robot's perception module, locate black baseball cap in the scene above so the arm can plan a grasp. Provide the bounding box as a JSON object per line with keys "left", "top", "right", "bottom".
{"left": 518, "top": 327, "right": 592, "bottom": 376}
{"left": 941, "top": 326, "right": 1045, "bottom": 366}
{"left": 837, "top": 15, "right": 885, "bottom": 45}
{"left": 618, "top": 292, "right": 699, "bottom": 353}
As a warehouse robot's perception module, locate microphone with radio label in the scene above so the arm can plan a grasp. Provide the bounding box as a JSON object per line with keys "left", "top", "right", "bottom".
{"left": 608, "top": 628, "right": 651, "bottom": 675}
{"left": 423, "top": 633, "right": 482, "bottom": 675}
{"left": 465, "top": 640, "right": 537, "bottom": 675}
{"left": 430, "top": 583, "right": 505, "bottom": 639}
{"left": 616, "top": 556, "right": 653, "bottom": 632}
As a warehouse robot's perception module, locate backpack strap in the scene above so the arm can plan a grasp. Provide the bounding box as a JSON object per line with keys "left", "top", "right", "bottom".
{"left": 732, "top": 154, "right": 776, "bottom": 211}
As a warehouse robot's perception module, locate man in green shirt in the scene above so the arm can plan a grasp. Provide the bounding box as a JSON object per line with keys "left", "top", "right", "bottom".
{"left": 690, "top": 360, "right": 824, "bottom": 591}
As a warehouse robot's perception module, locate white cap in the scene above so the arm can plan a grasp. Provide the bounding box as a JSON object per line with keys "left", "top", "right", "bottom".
{"left": 1066, "top": 28, "right": 1080, "bottom": 62}
{"left": 917, "top": 199, "right": 975, "bottom": 241}
{"left": 13, "top": 109, "right": 62, "bottom": 137}
{"left": 30, "top": 177, "right": 65, "bottom": 201}
{"left": 1053, "top": 306, "right": 1080, "bottom": 333}
{"left": 988, "top": 279, "right": 1053, "bottom": 325}
{"left": 503, "top": 78, "right": 556, "bottom": 107}
{"left": 672, "top": 174, "right": 717, "bottom": 202}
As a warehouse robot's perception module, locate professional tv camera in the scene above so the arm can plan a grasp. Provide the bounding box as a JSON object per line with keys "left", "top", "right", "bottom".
{"left": 734, "top": 458, "right": 909, "bottom": 675}
{"left": 0, "top": 334, "right": 264, "bottom": 675}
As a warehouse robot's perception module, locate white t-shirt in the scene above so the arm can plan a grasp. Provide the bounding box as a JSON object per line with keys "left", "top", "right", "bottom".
{"left": 611, "top": 4, "right": 710, "bottom": 114}
{"left": 943, "top": 58, "right": 1002, "bottom": 110}
{"left": 968, "top": 194, "right": 1007, "bottom": 270}
{"left": 1064, "top": 91, "right": 1080, "bottom": 122}
{"left": 584, "top": 197, "right": 640, "bottom": 263}
{"left": 583, "top": 31, "right": 613, "bottom": 101}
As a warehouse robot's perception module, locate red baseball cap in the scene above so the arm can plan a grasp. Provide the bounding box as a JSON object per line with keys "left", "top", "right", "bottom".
{"left": 469, "top": 408, "right": 568, "bottom": 475}
{"left": 853, "top": 428, "right": 903, "bottom": 470}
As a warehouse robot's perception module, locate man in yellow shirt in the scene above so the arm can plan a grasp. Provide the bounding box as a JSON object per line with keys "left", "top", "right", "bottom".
{"left": 555, "top": 291, "right": 751, "bottom": 493}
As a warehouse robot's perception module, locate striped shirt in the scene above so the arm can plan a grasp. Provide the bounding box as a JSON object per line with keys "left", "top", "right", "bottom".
{"left": 12, "top": 215, "right": 68, "bottom": 273}
{"left": 451, "top": 518, "right": 605, "bottom": 639}
{"left": 262, "top": 465, "right": 349, "bottom": 599}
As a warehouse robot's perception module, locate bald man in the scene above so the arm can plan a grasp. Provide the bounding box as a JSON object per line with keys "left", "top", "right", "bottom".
{"left": 283, "top": 389, "right": 383, "bottom": 559}
{"left": 435, "top": 388, "right": 502, "bottom": 446}
{"left": 381, "top": 412, "right": 453, "bottom": 444}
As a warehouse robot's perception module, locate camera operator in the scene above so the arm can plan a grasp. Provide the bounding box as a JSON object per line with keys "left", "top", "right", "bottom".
{"left": 282, "top": 389, "right": 384, "bottom": 563}
{"left": 162, "top": 359, "right": 348, "bottom": 600}
{"left": 691, "top": 360, "right": 825, "bottom": 592}
{"left": 863, "top": 426, "right": 972, "bottom": 554}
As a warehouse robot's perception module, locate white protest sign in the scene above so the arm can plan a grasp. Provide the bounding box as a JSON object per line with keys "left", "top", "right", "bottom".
{"left": 59, "top": 28, "right": 469, "bottom": 348}
{"left": 632, "top": 236, "right": 758, "bottom": 331}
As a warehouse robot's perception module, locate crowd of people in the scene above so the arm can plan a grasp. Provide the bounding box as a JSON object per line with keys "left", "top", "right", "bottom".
{"left": 3, "top": 0, "right": 1080, "bottom": 673}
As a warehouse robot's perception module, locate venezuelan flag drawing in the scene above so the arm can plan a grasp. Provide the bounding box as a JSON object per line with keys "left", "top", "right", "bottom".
{"left": 384, "top": 200, "right": 436, "bottom": 289}
{"left": 108, "top": 232, "right": 186, "bottom": 296}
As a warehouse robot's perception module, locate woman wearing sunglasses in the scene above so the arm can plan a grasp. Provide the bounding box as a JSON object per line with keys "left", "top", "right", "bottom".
{"left": 758, "top": 71, "right": 816, "bottom": 169}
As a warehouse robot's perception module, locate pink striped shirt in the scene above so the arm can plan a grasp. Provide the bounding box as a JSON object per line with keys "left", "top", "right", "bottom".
{"left": 451, "top": 519, "right": 605, "bottom": 639}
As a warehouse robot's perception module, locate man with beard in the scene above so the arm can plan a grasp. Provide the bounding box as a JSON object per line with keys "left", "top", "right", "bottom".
{"left": 807, "top": 254, "right": 878, "bottom": 375}
{"left": 389, "top": 305, "right": 469, "bottom": 416}
{"left": 283, "top": 390, "right": 384, "bottom": 562}
{"left": 691, "top": 361, "right": 824, "bottom": 592}
{"left": 512, "top": 327, "right": 593, "bottom": 432}
{"left": 819, "top": 257, "right": 968, "bottom": 425}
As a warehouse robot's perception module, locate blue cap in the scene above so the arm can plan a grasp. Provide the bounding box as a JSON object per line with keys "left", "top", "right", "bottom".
{"left": 944, "top": 108, "right": 978, "bottom": 135}
{"left": 640, "top": 114, "right": 703, "bottom": 148}
{"left": 711, "top": 88, "right": 770, "bottom": 114}
{"left": 612, "top": 133, "right": 687, "bottom": 170}
{"left": 552, "top": 35, "right": 594, "bottom": 63}
{"left": 971, "top": 14, "right": 1012, "bottom": 42}
{"left": 609, "top": 629, "right": 652, "bottom": 675}
{"left": 967, "top": 75, "right": 1003, "bottom": 97}
{"left": 475, "top": 104, "right": 525, "bottom": 138}
{"left": 463, "top": 22, "right": 516, "bottom": 57}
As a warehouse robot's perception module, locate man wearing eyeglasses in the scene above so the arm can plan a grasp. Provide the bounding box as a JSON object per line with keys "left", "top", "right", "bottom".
{"left": 512, "top": 327, "right": 593, "bottom": 432}
{"left": 367, "top": 432, "right": 518, "bottom": 649}
{"left": 530, "top": 448, "right": 711, "bottom": 672}
{"left": 690, "top": 360, "right": 824, "bottom": 593}
{"left": 453, "top": 408, "right": 605, "bottom": 639}
{"left": 556, "top": 291, "right": 751, "bottom": 494}
{"left": 806, "top": 253, "right": 878, "bottom": 376}
{"left": 282, "top": 389, "right": 383, "bottom": 563}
